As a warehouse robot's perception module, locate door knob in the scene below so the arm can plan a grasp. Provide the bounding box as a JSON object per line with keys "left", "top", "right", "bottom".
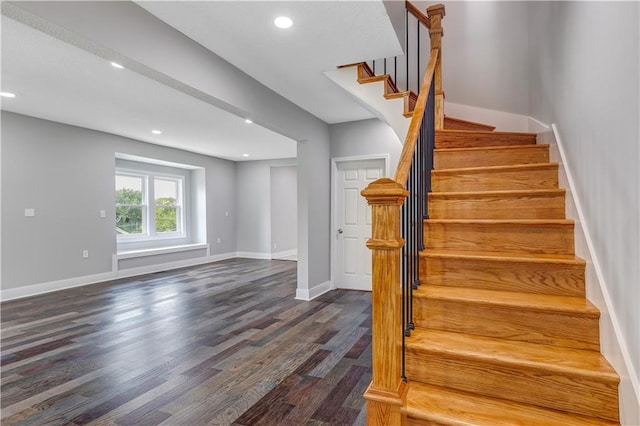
{"left": 338, "top": 228, "right": 344, "bottom": 234}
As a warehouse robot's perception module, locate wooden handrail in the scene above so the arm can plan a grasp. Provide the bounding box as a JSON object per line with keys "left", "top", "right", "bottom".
{"left": 406, "top": 1, "right": 430, "bottom": 29}
{"left": 394, "top": 48, "right": 439, "bottom": 186}
{"left": 362, "top": 4, "right": 445, "bottom": 425}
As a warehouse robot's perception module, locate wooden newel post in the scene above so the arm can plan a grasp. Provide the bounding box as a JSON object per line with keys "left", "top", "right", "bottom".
{"left": 361, "top": 178, "right": 408, "bottom": 425}
{"left": 427, "top": 4, "right": 446, "bottom": 130}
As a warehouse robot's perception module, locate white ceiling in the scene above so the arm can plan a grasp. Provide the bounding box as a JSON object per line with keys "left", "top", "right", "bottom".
{"left": 135, "top": 1, "right": 403, "bottom": 124}
{"left": 1, "top": 1, "right": 402, "bottom": 161}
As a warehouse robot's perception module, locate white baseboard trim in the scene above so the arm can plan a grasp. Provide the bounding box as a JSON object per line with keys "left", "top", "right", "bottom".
{"left": 0, "top": 271, "right": 116, "bottom": 302}
{"left": 271, "top": 249, "right": 297, "bottom": 260}
{"left": 334, "top": 282, "right": 372, "bottom": 292}
{"left": 236, "top": 251, "right": 272, "bottom": 260}
{"left": 115, "top": 252, "right": 236, "bottom": 280}
{"left": 0, "top": 251, "right": 238, "bottom": 302}
{"left": 548, "top": 124, "right": 640, "bottom": 424}
{"left": 295, "top": 280, "right": 332, "bottom": 301}
{"left": 208, "top": 252, "right": 238, "bottom": 263}
{"left": 116, "top": 243, "right": 209, "bottom": 260}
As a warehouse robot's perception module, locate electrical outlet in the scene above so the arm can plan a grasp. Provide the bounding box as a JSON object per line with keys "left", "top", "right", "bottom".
{"left": 82, "top": 250, "right": 89, "bottom": 259}
{"left": 24, "top": 208, "right": 35, "bottom": 217}
{"left": 225, "top": 211, "right": 229, "bottom": 217}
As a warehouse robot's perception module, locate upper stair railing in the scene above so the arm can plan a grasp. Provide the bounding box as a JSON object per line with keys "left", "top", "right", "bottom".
{"left": 367, "top": 1, "right": 445, "bottom": 129}
{"left": 360, "top": 3, "right": 445, "bottom": 424}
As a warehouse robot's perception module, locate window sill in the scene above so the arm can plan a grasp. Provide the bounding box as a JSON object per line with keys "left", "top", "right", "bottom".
{"left": 116, "top": 243, "right": 208, "bottom": 260}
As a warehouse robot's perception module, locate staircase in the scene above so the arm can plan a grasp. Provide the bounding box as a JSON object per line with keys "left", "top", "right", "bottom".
{"left": 348, "top": 2, "right": 621, "bottom": 424}
{"left": 403, "top": 129, "right": 620, "bottom": 425}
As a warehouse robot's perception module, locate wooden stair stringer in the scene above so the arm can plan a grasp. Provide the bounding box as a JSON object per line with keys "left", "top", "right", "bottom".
{"left": 327, "top": 63, "right": 411, "bottom": 140}
{"left": 353, "top": 62, "right": 418, "bottom": 117}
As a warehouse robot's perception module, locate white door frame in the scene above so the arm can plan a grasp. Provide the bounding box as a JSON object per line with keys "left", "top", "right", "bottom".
{"left": 330, "top": 154, "right": 390, "bottom": 290}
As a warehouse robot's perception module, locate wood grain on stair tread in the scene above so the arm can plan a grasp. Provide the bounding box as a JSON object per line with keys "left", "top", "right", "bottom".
{"left": 415, "top": 286, "right": 598, "bottom": 315}
{"left": 412, "top": 286, "right": 600, "bottom": 350}
{"left": 420, "top": 250, "right": 586, "bottom": 297}
{"left": 424, "top": 219, "right": 575, "bottom": 256}
{"left": 406, "top": 333, "right": 619, "bottom": 422}
{"left": 443, "top": 116, "right": 496, "bottom": 132}
{"left": 435, "top": 129, "right": 537, "bottom": 149}
{"left": 432, "top": 163, "right": 559, "bottom": 192}
{"left": 404, "top": 382, "right": 619, "bottom": 426}
{"left": 407, "top": 329, "right": 618, "bottom": 380}
{"left": 434, "top": 144, "right": 550, "bottom": 169}
{"left": 428, "top": 189, "right": 566, "bottom": 219}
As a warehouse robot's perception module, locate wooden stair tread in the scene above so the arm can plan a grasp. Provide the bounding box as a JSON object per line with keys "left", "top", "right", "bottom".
{"left": 428, "top": 189, "right": 566, "bottom": 219}
{"left": 443, "top": 116, "right": 496, "bottom": 132}
{"left": 385, "top": 90, "right": 416, "bottom": 100}
{"left": 435, "top": 144, "right": 549, "bottom": 154}
{"left": 407, "top": 329, "right": 619, "bottom": 381}
{"left": 435, "top": 129, "right": 538, "bottom": 149}
{"left": 437, "top": 129, "right": 537, "bottom": 138}
{"left": 434, "top": 144, "right": 550, "bottom": 169}
{"left": 415, "top": 286, "right": 599, "bottom": 315}
{"left": 405, "top": 382, "right": 618, "bottom": 426}
{"left": 429, "top": 188, "right": 566, "bottom": 198}
{"left": 358, "top": 74, "right": 389, "bottom": 84}
{"left": 433, "top": 162, "right": 558, "bottom": 174}
{"left": 426, "top": 218, "right": 573, "bottom": 225}
{"left": 421, "top": 249, "right": 585, "bottom": 265}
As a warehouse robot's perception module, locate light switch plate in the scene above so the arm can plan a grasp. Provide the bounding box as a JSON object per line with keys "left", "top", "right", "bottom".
{"left": 25, "top": 208, "right": 35, "bottom": 217}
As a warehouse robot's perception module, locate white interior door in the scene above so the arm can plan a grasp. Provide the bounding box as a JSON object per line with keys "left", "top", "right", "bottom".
{"left": 335, "top": 159, "right": 385, "bottom": 291}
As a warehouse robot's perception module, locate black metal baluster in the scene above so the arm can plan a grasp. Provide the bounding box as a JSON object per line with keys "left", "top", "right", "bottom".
{"left": 405, "top": 10, "right": 409, "bottom": 93}
{"left": 397, "top": 8, "right": 436, "bottom": 383}
{"left": 417, "top": 19, "right": 420, "bottom": 94}
{"left": 394, "top": 57, "right": 397, "bottom": 91}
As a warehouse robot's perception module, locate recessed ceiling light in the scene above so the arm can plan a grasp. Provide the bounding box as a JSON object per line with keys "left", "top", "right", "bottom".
{"left": 274, "top": 16, "right": 293, "bottom": 29}
{"left": 111, "top": 62, "right": 124, "bottom": 69}
{"left": 245, "top": 119, "right": 253, "bottom": 124}
{"left": 151, "top": 129, "right": 162, "bottom": 135}
{"left": 0, "top": 92, "right": 16, "bottom": 98}
{"left": 242, "top": 153, "right": 250, "bottom": 157}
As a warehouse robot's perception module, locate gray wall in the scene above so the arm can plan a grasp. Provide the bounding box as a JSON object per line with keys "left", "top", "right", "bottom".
{"left": 1, "top": 111, "right": 237, "bottom": 290}
{"left": 414, "top": 0, "right": 531, "bottom": 115}
{"left": 271, "top": 166, "right": 298, "bottom": 255}
{"left": 330, "top": 118, "right": 402, "bottom": 177}
{"left": 527, "top": 0, "right": 640, "bottom": 389}
{"left": 9, "top": 1, "right": 332, "bottom": 292}
{"left": 236, "top": 159, "right": 295, "bottom": 255}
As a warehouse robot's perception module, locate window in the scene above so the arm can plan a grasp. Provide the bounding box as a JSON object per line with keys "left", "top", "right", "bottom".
{"left": 154, "top": 177, "right": 182, "bottom": 234}
{"left": 115, "top": 169, "right": 185, "bottom": 241}
{"left": 115, "top": 173, "right": 146, "bottom": 235}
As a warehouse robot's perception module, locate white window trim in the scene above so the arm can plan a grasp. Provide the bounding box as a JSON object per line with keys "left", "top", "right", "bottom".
{"left": 153, "top": 175, "right": 185, "bottom": 236}
{"left": 116, "top": 166, "right": 188, "bottom": 246}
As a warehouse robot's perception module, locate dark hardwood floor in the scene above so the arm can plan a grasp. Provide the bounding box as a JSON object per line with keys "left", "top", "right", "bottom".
{"left": 1, "top": 258, "right": 372, "bottom": 425}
